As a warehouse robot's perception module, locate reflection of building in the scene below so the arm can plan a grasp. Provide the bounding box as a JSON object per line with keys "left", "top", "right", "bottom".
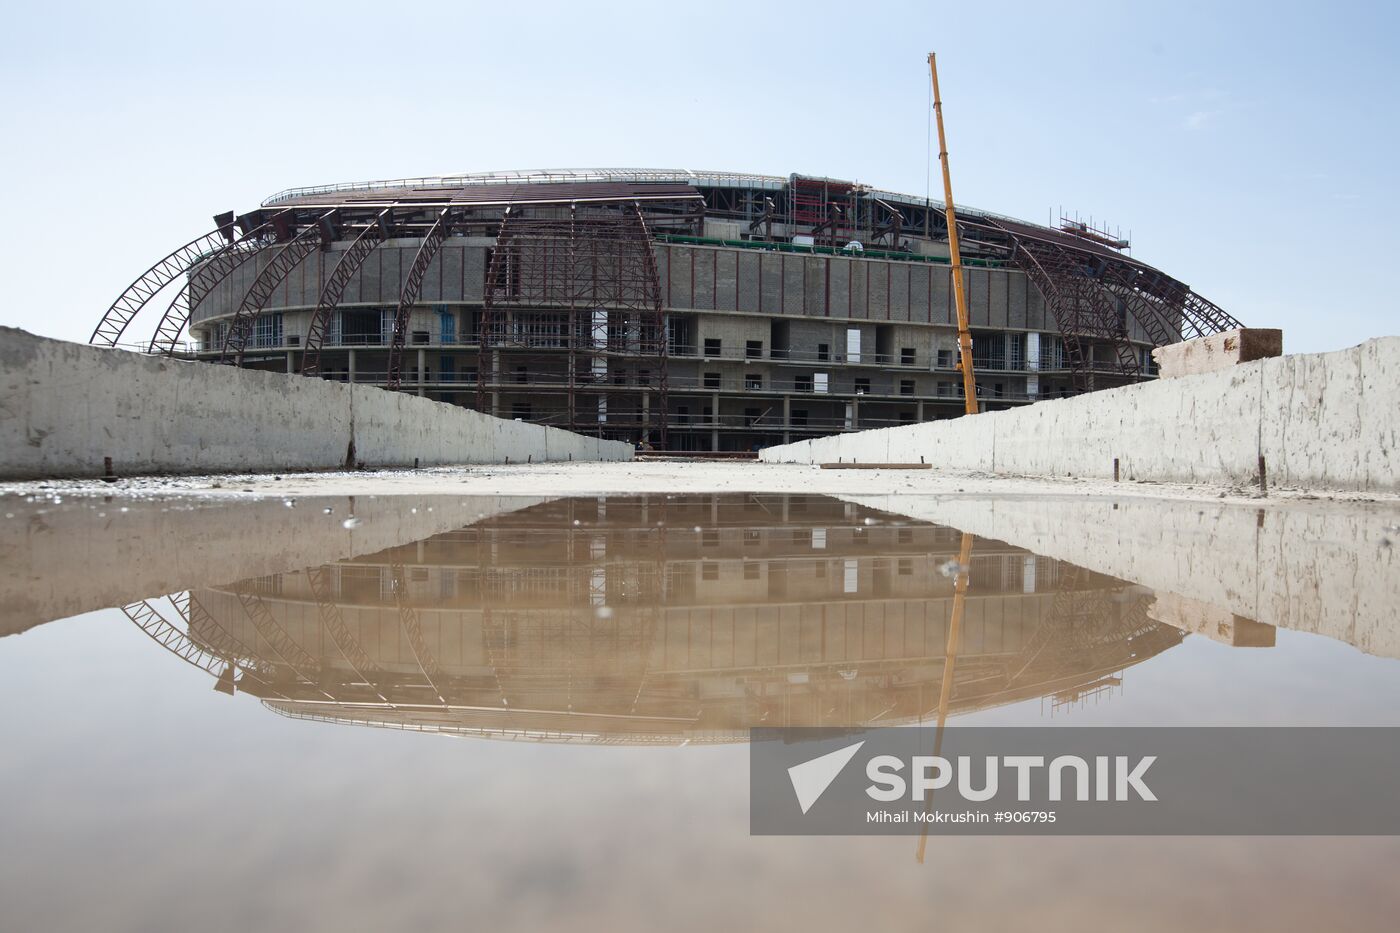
{"left": 175, "top": 495, "right": 1182, "bottom": 743}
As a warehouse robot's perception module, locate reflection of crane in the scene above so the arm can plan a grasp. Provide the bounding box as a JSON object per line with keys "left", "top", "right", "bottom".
{"left": 915, "top": 530, "right": 973, "bottom": 864}
{"left": 929, "top": 52, "right": 979, "bottom": 417}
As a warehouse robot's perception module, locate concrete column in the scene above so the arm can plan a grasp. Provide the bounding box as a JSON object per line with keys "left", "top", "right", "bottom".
{"left": 782, "top": 395, "right": 791, "bottom": 444}
{"left": 348, "top": 349, "right": 356, "bottom": 384}
{"left": 490, "top": 349, "right": 501, "bottom": 417}
{"left": 710, "top": 390, "right": 720, "bottom": 451}
{"left": 417, "top": 348, "right": 426, "bottom": 397}
{"left": 285, "top": 350, "right": 294, "bottom": 374}
{"left": 917, "top": 400, "right": 924, "bottom": 421}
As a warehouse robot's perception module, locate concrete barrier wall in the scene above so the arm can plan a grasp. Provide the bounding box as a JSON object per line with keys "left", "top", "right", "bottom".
{"left": 761, "top": 337, "right": 1400, "bottom": 493}
{"left": 0, "top": 327, "right": 632, "bottom": 479}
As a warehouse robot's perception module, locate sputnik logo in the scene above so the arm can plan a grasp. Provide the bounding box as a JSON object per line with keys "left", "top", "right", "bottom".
{"left": 787, "top": 741, "right": 865, "bottom": 814}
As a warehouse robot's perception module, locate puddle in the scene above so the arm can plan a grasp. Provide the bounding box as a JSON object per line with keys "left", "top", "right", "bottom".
{"left": 2, "top": 491, "right": 1398, "bottom": 931}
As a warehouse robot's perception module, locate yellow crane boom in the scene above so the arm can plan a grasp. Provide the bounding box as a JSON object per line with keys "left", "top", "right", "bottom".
{"left": 928, "top": 52, "right": 979, "bottom": 416}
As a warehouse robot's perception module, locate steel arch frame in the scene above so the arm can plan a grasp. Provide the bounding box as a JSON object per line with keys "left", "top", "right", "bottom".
{"left": 89, "top": 218, "right": 235, "bottom": 348}
{"left": 121, "top": 595, "right": 291, "bottom": 699}
{"left": 306, "top": 565, "right": 394, "bottom": 706}
{"left": 477, "top": 202, "right": 668, "bottom": 444}
{"left": 301, "top": 208, "right": 393, "bottom": 377}
{"left": 146, "top": 216, "right": 283, "bottom": 356}
{"left": 389, "top": 561, "right": 446, "bottom": 705}
{"left": 220, "top": 211, "right": 335, "bottom": 365}
{"left": 387, "top": 207, "right": 455, "bottom": 390}
{"left": 234, "top": 587, "right": 333, "bottom": 698}
{"left": 1006, "top": 235, "right": 1141, "bottom": 390}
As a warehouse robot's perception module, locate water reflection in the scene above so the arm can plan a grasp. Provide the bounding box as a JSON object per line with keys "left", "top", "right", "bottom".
{"left": 130, "top": 495, "right": 1191, "bottom": 742}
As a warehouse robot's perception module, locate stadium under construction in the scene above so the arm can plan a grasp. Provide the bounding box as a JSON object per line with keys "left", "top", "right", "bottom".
{"left": 91, "top": 168, "right": 1243, "bottom": 451}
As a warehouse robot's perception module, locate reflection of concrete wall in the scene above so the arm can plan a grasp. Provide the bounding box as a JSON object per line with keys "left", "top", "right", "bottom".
{"left": 762, "top": 338, "right": 1400, "bottom": 493}
{"left": 0, "top": 494, "right": 545, "bottom": 636}
{"left": 0, "top": 327, "right": 631, "bottom": 479}
{"left": 847, "top": 495, "right": 1400, "bottom": 659}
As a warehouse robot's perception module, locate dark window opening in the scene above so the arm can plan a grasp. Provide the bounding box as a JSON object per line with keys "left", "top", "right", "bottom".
{"left": 340, "top": 309, "right": 383, "bottom": 345}
{"left": 746, "top": 340, "right": 763, "bottom": 359}
{"left": 703, "top": 372, "right": 721, "bottom": 389}
{"left": 703, "top": 338, "right": 722, "bottom": 356}
{"left": 900, "top": 347, "right": 917, "bottom": 366}
{"left": 817, "top": 342, "right": 830, "bottom": 362}
{"left": 744, "top": 374, "right": 763, "bottom": 391}
{"left": 854, "top": 377, "right": 871, "bottom": 395}
{"left": 900, "top": 379, "right": 915, "bottom": 395}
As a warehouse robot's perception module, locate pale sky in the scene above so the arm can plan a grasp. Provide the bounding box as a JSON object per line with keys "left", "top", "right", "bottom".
{"left": 1, "top": 0, "right": 1395, "bottom": 353}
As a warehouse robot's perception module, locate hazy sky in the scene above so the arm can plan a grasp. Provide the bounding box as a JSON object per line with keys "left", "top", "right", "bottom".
{"left": 1, "top": 0, "right": 1395, "bottom": 353}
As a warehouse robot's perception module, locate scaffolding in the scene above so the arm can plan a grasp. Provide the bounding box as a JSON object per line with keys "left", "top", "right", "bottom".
{"left": 479, "top": 202, "right": 670, "bottom": 445}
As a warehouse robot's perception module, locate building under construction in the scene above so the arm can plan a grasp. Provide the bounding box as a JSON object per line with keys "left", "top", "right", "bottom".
{"left": 92, "top": 169, "right": 1242, "bottom": 451}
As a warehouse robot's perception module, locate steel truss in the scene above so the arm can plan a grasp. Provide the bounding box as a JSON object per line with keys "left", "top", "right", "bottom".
{"left": 306, "top": 565, "right": 393, "bottom": 705}
{"left": 302, "top": 209, "right": 392, "bottom": 377}
{"left": 389, "top": 561, "right": 446, "bottom": 705}
{"left": 978, "top": 217, "right": 1244, "bottom": 390}
{"left": 235, "top": 587, "right": 332, "bottom": 697}
{"left": 147, "top": 215, "right": 284, "bottom": 356}
{"left": 90, "top": 219, "right": 235, "bottom": 348}
{"left": 478, "top": 202, "right": 668, "bottom": 446}
{"left": 121, "top": 594, "right": 290, "bottom": 699}
{"left": 220, "top": 211, "right": 335, "bottom": 365}
{"left": 388, "top": 207, "right": 456, "bottom": 390}
{"left": 1000, "top": 231, "right": 1142, "bottom": 389}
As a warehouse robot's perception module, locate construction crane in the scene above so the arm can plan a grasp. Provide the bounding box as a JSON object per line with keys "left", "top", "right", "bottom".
{"left": 929, "top": 52, "right": 979, "bottom": 416}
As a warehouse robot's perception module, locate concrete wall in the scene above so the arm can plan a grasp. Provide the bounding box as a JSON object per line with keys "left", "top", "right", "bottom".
{"left": 0, "top": 327, "right": 632, "bottom": 479}
{"left": 761, "top": 337, "right": 1400, "bottom": 494}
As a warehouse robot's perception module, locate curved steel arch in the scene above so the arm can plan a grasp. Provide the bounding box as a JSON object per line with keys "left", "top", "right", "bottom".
{"left": 146, "top": 217, "right": 282, "bottom": 356}
{"left": 306, "top": 565, "right": 394, "bottom": 706}
{"left": 221, "top": 211, "right": 335, "bottom": 365}
{"left": 1006, "top": 236, "right": 1138, "bottom": 389}
{"left": 387, "top": 207, "right": 454, "bottom": 390}
{"left": 122, "top": 596, "right": 291, "bottom": 699}
{"left": 389, "top": 561, "right": 446, "bottom": 705}
{"left": 301, "top": 208, "right": 392, "bottom": 377}
{"left": 234, "top": 588, "right": 336, "bottom": 700}
{"left": 90, "top": 221, "right": 234, "bottom": 348}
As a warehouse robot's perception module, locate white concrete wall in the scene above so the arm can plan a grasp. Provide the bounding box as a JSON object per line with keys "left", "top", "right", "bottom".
{"left": 761, "top": 337, "right": 1400, "bottom": 494}
{"left": 0, "top": 327, "right": 632, "bottom": 479}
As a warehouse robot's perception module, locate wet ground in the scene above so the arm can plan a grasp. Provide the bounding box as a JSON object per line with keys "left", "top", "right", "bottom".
{"left": 2, "top": 486, "right": 1398, "bottom": 932}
